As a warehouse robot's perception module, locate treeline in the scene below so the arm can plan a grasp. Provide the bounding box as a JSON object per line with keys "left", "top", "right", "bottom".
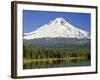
{"left": 23, "top": 44, "right": 90, "bottom": 61}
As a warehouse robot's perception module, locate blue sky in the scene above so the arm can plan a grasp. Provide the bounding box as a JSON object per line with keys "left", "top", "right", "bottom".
{"left": 23, "top": 10, "right": 91, "bottom": 33}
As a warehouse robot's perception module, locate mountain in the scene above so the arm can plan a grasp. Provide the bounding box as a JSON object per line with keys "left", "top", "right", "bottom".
{"left": 23, "top": 38, "right": 90, "bottom": 48}
{"left": 24, "top": 17, "right": 90, "bottom": 40}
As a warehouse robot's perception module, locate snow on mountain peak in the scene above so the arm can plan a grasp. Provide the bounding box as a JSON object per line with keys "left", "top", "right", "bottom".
{"left": 51, "top": 17, "right": 68, "bottom": 25}
{"left": 24, "top": 17, "right": 90, "bottom": 40}
{"left": 53, "top": 17, "right": 66, "bottom": 22}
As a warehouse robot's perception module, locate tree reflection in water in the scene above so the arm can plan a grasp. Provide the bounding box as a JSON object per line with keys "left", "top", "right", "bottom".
{"left": 23, "top": 57, "right": 90, "bottom": 69}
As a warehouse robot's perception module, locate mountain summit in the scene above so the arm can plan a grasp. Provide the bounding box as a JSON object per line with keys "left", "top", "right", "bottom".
{"left": 24, "top": 17, "right": 90, "bottom": 40}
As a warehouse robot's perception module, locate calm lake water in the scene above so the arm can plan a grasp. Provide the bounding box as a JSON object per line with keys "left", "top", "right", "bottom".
{"left": 23, "top": 57, "right": 91, "bottom": 69}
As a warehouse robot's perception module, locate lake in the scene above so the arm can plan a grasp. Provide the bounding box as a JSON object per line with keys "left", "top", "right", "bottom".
{"left": 23, "top": 57, "right": 90, "bottom": 69}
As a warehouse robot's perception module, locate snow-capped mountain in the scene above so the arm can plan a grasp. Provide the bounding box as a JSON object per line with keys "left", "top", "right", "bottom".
{"left": 24, "top": 17, "right": 90, "bottom": 40}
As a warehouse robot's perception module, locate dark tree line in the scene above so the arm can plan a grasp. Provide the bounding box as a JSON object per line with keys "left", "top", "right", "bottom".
{"left": 23, "top": 44, "right": 90, "bottom": 61}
